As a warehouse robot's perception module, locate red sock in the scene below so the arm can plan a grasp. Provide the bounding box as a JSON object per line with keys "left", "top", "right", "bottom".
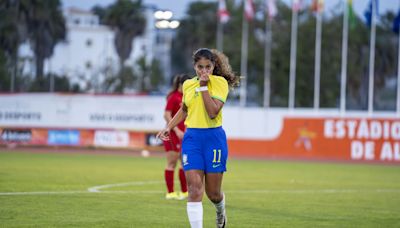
{"left": 179, "top": 168, "right": 187, "bottom": 193}
{"left": 164, "top": 170, "right": 174, "bottom": 193}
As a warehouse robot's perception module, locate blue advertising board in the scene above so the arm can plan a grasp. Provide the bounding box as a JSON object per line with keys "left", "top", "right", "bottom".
{"left": 47, "top": 130, "right": 80, "bottom": 145}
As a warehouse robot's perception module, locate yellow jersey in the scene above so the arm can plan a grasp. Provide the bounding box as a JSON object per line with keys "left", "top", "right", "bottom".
{"left": 183, "top": 75, "right": 229, "bottom": 128}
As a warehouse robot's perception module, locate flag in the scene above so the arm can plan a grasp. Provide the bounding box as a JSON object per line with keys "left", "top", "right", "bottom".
{"left": 393, "top": 9, "right": 400, "bottom": 34}
{"left": 293, "top": 0, "right": 302, "bottom": 12}
{"left": 266, "top": 0, "right": 278, "bottom": 19}
{"left": 244, "top": 0, "right": 255, "bottom": 21}
{"left": 348, "top": 0, "right": 356, "bottom": 29}
{"left": 311, "top": 0, "right": 323, "bottom": 13}
{"left": 218, "top": 0, "right": 230, "bottom": 24}
{"left": 364, "top": 0, "right": 379, "bottom": 27}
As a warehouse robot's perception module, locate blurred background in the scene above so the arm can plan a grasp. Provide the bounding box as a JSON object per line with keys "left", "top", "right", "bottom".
{"left": 1, "top": 2, "right": 399, "bottom": 227}
{"left": 0, "top": 0, "right": 399, "bottom": 163}
{"left": 0, "top": 0, "right": 398, "bottom": 110}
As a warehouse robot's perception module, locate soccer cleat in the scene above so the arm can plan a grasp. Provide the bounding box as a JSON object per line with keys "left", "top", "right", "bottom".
{"left": 216, "top": 210, "right": 227, "bottom": 228}
{"left": 165, "top": 192, "right": 179, "bottom": 200}
{"left": 177, "top": 191, "right": 188, "bottom": 200}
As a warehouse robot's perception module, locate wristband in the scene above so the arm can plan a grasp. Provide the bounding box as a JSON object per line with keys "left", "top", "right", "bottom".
{"left": 195, "top": 86, "right": 208, "bottom": 92}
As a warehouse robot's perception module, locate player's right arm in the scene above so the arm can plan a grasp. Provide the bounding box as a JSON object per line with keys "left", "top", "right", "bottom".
{"left": 163, "top": 110, "right": 172, "bottom": 122}
{"left": 157, "top": 104, "right": 187, "bottom": 141}
{"left": 164, "top": 100, "right": 185, "bottom": 139}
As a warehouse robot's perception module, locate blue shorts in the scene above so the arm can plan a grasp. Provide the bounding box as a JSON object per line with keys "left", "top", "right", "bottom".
{"left": 181, "top": 127, "right": 228, "bottom": 173}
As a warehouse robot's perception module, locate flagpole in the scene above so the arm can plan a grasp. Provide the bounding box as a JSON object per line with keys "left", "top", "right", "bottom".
{"left": 217, "top": 20, "right": 223, "bottom": 51}
{"left": 340, "top": 0, "right": 349, "bottom": 113}
{"left": 240, "top": 9, "right": 249, "bottom": 107}
{"left": 368, "top": 0, "right": 376, "bottom": 114}
{"left": 313, "top": 8, "right": 322, "bottom": 110}
{"left": 264, "top": 17, "right": 272, "bottom": 108}
{"left": 289, "top": 5, "right": 298, "bottom": 109}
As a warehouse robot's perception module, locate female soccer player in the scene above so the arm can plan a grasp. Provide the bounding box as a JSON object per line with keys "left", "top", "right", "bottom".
{"left": 163, "top": 74, "right": 191, "bottom": 200}
{"left": 157, "top": 48, "right": 239, "bottom": 228}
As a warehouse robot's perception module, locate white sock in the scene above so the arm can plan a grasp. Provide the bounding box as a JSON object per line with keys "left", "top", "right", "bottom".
{"left": 213, "top": 193, "right": 225, "bottom": 214}
{"left": 187, "top": 202, "right": 203, "bottom": 228}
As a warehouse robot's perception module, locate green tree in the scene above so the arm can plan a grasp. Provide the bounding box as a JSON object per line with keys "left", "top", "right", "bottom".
{"left": 94, "top": 0, "right": 146, "bottom": 93}
{"left": 27, "top": 73, "right": 80, "bottom": 92}
{"left": 0, "top": 50, "right": 10, "bottom": 91}
{"left": 92, "top": 5, "right": 107, "bottom": 24}
{"left": 172, "top": 0, "right": 398, "bottom": 110}
{"left": 25, "top": 0, "right": 66, "bottom": 90}
{"left": 103, "top": 66, "right": 136, "bottom": 93}
{"left": 136, "top": 57, "right": 164, "bottom": 92}
{"left": 103, "top": 0, "right": 146, "bottom": 68}
{"left": 172, "top": 2, "right": 218, "bottom": 74}
{"left": 0, "top": 0, "right": 30, "bottom": 92}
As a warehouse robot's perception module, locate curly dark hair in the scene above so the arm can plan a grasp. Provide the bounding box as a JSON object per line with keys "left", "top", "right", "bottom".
{"left": 193, "top": 48, "right": 240, "bottom": 88}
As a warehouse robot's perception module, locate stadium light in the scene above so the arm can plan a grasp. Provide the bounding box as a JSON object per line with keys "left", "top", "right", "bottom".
{"left": 168, "top": 20, "right": 180, "bottom": 29}
{"left": 163, "top": 11, "right": 173, "bottom": 20}
{"left": 154, "top": 10, "right": 173, "bottom": 20}
{"left": 155, "top": 20, "right": 180, "bottom": 30}
{"left": 155, "top": 20, "right": 170, "bottom": 29}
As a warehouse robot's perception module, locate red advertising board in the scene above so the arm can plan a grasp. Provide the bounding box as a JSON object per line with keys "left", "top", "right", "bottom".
{"left": 1, "top": 117, "right": 399, "bottom": 164}
{"left": 228, "top": 118, "right": 400, "bottom": 163}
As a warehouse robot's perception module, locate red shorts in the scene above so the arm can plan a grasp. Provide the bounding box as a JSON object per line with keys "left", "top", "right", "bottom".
{"left": 163, "top": 131, "right": 182, "bottom": 152}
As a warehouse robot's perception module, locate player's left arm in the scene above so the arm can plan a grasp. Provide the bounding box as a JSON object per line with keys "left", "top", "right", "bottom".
{"left": 200, "top": 91, "right": 224, "bottom": 119}
{"left": 199, "top": 75, "right": 228, "bottom": 119}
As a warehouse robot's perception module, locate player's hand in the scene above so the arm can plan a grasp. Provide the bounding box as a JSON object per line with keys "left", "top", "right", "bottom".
{"left": 174, "top": 128, "right": 184, "bottom": 140}
{"left": 199, "top": 72, "right": 210, "bottom": 86}
{"left": 156, "top": 128, "right": 170, "bottom": 141}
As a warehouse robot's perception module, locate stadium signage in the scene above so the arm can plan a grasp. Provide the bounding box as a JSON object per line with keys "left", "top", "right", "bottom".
{"left": 0, "top": 94, "right": 165, "bottom": 130}
{"left": 94, "top": 130, "right": 129, "bottom": 147}
{"left": 324, "top": 119, "right": 400, "bottom": 161}
{"left": 89, "top": 113, "right": 154, "bottom": 123}
{"left": 0, "top": 129, "right": 32, "bottom": 142}
{"left": 47, "top": 130, "right": 80, "bottom": 145}
{"left": 146, "top": 133, "right": 163, "bottom": 146}
{"left": 0, "top": 94, "right": 398, "bottom": 164}
{"left": 0, "top": 111, "right": 41, "bottom": 121}
{"left": 324, "top": 119, "right": 400, "bottom": 140}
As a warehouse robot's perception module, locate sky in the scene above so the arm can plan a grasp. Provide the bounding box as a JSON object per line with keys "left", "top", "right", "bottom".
{"left": 62, "top": 0, "right": 396, "bottom": 20}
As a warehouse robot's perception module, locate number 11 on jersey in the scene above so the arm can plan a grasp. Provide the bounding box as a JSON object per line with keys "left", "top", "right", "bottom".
{"left": 213, "top": 149, "right": 221, "bottom": 163}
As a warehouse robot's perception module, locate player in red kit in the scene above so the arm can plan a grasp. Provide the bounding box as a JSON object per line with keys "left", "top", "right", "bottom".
{"left": 163, "top": 74, "right": 191, "bottom": 200}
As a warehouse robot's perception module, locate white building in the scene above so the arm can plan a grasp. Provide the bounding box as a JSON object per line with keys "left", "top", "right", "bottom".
{"left": 47, "top": 7, "right": 155, "bottom": 92}
{"left": 18, "top": 6, "right": 177, "bottom": 93}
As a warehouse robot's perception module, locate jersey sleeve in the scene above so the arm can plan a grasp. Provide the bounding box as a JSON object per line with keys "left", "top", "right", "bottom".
{"left": 211, "top": 78, "right": 229, "bottom": 103}
{"left": 182, "top": 80, "right": 189, "bottom": 106}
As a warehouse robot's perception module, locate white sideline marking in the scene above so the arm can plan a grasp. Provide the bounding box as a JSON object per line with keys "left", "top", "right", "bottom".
{"left": 0, "top": 191, "right": 88, "bottom": 196}
{"left": 228, "top": 189, "right": 400, "bottom": 194}
{"left": 0, "top": 180, "right": 399, "bottom": 196}
{"left": 1, "top": 188, "right": 399, "bottom": 196}
{"left": 87, "top": 181, "right": 163, "bottom": 193}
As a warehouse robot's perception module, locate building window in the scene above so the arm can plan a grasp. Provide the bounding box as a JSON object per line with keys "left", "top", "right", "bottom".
{"left": 86, "top": 39, "right": 93, "bottom": 47}
{"left": 74, "top": 18, "right": 80, "bottom": 25}
{"left": 85, "top": 61, "right": 92, "bottom": 69}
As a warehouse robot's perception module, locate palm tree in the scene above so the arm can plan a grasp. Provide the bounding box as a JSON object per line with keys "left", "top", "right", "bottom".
{"left": 0, "top": 0, "right": 30, "bottom": 91}
{"left": 172, "top": 2, "right": 218, "bottom": 73}
{"left": 24, "top": 0, "right": 66, "bottom": 89}
{"left": 104, "top": 0, "right": 146, "bottom": 69}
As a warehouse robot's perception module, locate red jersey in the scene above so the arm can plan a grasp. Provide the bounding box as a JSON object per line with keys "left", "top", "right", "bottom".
{"left": 165, "top": 91, "right": 185, "bottom": 130}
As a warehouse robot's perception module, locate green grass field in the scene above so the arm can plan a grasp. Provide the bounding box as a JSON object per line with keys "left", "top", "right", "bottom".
{"left": 0, "top": 150, "right": 399, "bottom": 227}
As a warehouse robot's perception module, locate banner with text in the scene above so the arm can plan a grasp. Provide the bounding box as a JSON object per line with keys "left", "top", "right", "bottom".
{"left": 229, "top": 118, "right": 400, "bottom": 163}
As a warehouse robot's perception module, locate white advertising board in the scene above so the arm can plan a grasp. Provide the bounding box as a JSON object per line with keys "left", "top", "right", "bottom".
{"left": 0, "top": 94, "right": 165, "bottom": 131}
{"left": 0, "top": 94, "right": 398, "bottom": 140}
{"left": 94, "top": 130, "right": 129, "bottom": 148}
